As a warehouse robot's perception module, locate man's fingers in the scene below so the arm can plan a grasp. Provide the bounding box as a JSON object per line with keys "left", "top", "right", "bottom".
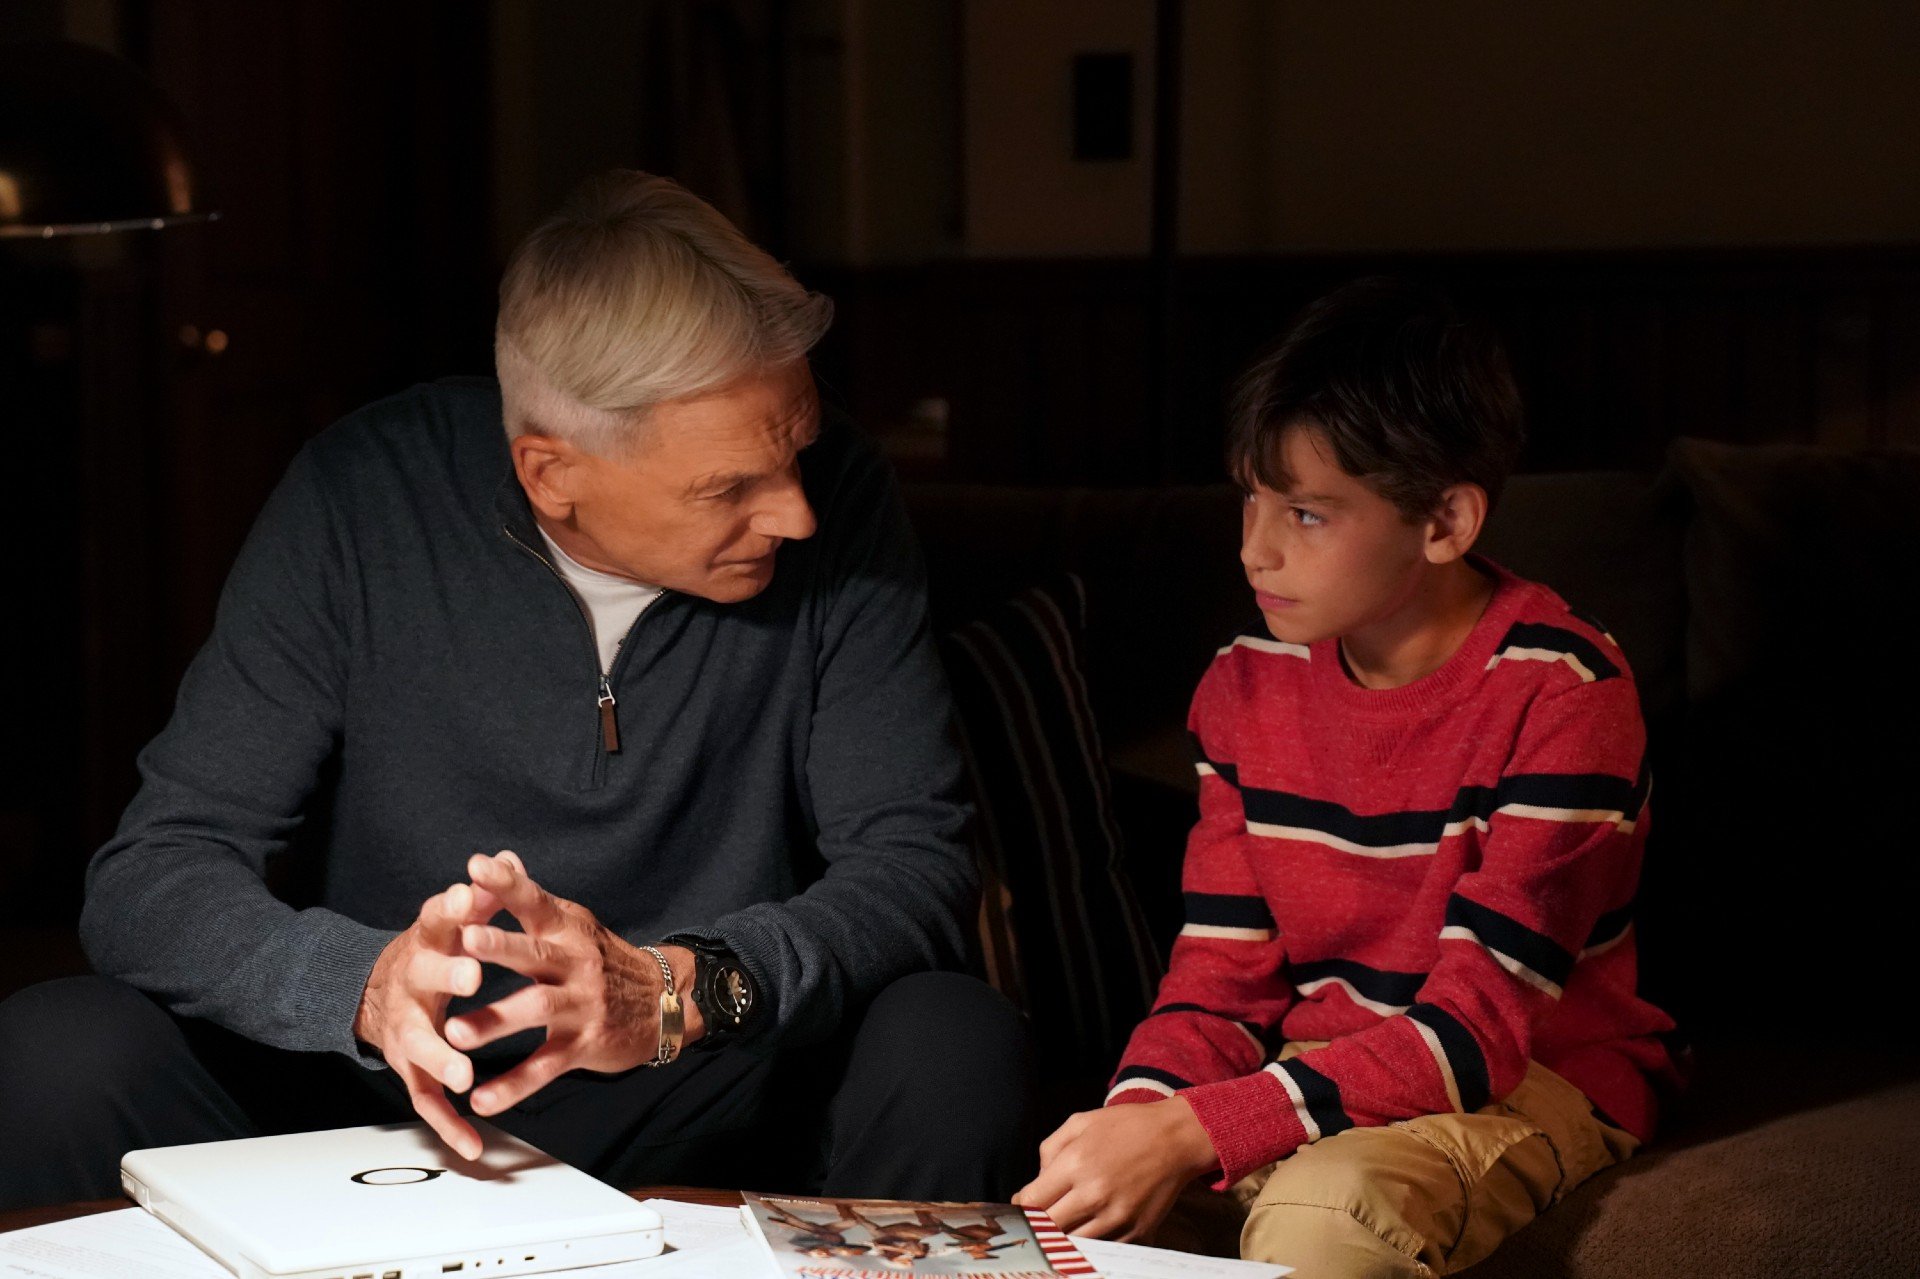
{"left": 396, "top": 1059, "right": 483, "bottom": 1163}
{"left": 413, "top": 889, "right": 455, "bottom": 948}
{"left": 469, "top": 1042, "right": 571, "bottom": 1117}
{"left": 418, "top": 884, "right": 477, "bottom": 951}
{"left": 399, "top": 1018, "right": 474, "bottom": 1094}
{"left": 418, "top": 879, "right": 507, "bottom": 954}
{"left": 460, "top": 881, "right": 505, "bottom": 926}
{"left": 460, "top": 924, "right": 567, "bottom": 981}
{"left": 444, "top": 983, "right": 556, "bottom": 1052}
{"left": 467, "top": 852, "right": 565, "bottom": 934}
{"left": 408, "top": 948, "right": 483, "bottom": 998}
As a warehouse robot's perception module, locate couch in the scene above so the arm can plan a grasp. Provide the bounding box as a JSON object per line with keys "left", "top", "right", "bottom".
{"left": 902, "top": 437, "right": 1920, "bottom": 1278}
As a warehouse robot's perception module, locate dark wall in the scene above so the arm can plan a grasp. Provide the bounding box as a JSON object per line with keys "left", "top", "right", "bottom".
{"left": 4, "top": 0, "right": 1918, "bottom": 959}
{"left": 816, "top": 248, "right": 1920, "bottom": 484}
{"left": 0, "top": 2, "right": 496, "bottom": 926}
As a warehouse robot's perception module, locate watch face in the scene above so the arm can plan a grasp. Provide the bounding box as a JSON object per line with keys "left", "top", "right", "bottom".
{"left": 717, "top": 964, "right": 754, "bottom": 1022}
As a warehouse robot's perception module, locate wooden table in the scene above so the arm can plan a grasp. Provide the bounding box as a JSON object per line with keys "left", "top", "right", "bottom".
{"left": 0, "top": 1187, "right": 744, "bottom": 1235}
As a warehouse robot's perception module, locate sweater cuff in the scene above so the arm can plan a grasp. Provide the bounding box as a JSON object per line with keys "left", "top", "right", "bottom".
{"left": 1181, "top": 1070, "right": 1310, "bottom": 1188}
{"left": 305, "top": 914, "right": 399, "bottom": 1068}
{"left": 1104, "top": 1085, "right": 1169, "bottom": 1107}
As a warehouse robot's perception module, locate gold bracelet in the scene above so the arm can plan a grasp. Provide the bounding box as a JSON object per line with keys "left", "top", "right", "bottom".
{"left": 638, "top": 945, "right": 683, "bottom": 1067}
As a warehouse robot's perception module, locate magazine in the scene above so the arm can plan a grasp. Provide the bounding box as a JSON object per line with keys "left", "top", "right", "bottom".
{"left": 740, "top": 1193, "right": 1099, "bottom": 1278}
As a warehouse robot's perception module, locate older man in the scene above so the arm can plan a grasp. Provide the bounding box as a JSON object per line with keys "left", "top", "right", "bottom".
{"left": 0, "top": 172, "right": 1033, "bottom": 1210}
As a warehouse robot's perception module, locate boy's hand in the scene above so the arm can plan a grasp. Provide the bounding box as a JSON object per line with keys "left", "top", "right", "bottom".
{"left": 1012, "top": 1098, "right": 1219, "bottom": 1242}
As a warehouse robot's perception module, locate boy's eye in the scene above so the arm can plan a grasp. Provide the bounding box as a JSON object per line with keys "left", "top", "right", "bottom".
{"left": 1293, "top": 507, "right": 1326, "bottom": 527}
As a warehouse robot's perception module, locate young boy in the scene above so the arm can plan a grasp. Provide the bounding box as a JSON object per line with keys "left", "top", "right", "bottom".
{"left": 1013, "top": 279, "right": 1678, "bottom": 1276}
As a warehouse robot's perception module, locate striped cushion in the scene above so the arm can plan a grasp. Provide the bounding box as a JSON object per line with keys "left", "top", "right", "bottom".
{"left": 940, "top": 574, "right": 1162, "bottom": 1079}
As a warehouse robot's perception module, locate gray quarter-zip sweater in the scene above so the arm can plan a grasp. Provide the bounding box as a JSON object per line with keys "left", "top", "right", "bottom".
{"left": 79, "top": 377, "right": 977, "bottom": 1063}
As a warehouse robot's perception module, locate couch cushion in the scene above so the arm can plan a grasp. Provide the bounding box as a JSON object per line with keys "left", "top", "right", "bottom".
{"left": 1659, "top": 439, "right": 1920, "bottom": 1031}
{"left": 939, "top": 573, "right": 1164, "bottom": 1081}
{"left": 1476, "top": 470, "right": 1687, "bottom": 737}
{"left": 1669, "top": 438, "right": 1920, "bottom": 706}
{"left": 904, "top": 484, "right": 1252, "bottom": 760}
{"left": 1461, "top": 1039, "right": 1920, "bottom": 1278}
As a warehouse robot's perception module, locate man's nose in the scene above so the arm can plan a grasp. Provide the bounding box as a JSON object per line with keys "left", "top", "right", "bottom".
{"left": 752, "top": 475, "right": 817, "bottom": 542}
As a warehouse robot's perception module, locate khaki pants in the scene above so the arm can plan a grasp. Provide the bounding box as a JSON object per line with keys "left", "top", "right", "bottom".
{"left": 1155, "top": 1043, "right": 1639, "bottom": 1277}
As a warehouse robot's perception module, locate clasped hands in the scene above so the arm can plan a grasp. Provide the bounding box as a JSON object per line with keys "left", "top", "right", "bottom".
{"left": 352, "top": 850, "right": 701, "bottom": 1161}
{"left": 353, "top": 848, "right": 1217, "bottom": 1240}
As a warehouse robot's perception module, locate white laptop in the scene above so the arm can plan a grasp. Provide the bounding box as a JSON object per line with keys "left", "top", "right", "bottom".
{"left": 120, "top": 1121, "right": 665, "bottom": 1279}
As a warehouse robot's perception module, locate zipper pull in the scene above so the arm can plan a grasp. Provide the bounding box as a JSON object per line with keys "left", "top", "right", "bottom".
{"left": 597, "top": 676, "right": 621, "bottom": 754}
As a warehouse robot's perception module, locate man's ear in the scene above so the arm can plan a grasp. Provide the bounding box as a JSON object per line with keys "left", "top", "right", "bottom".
{"left": 511, "top": 432, "right": 585, "bottom": 522}
{"left": 1422, "top": 482, "right": 1489, "bottom": 565}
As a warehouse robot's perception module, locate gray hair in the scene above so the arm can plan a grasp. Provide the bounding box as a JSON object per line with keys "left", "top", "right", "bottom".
{"left": 495, "top": 170, "right": 832, "bottom": 456}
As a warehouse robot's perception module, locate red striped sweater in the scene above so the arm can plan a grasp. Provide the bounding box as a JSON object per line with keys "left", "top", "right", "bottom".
{"left": 1107, "top": 560, "right": 1679, "bottom": 1188}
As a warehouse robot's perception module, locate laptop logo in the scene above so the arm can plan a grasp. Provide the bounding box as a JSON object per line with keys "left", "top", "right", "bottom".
{"left": 352, "top": 1167, "right": 447, "bottom": 1186}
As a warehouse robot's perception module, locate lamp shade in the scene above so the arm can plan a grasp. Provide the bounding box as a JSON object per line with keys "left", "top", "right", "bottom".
{"left": 0, "top": 38, "right": 216, "bottom": 238}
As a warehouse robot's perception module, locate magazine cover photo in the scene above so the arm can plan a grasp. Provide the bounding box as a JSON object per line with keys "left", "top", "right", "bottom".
{"left": 742, "top": 1194, "right": 1098, "bottom": 1277}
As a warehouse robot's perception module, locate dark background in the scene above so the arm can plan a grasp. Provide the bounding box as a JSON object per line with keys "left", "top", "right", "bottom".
{"left": 3, "top": 0, "right": 1918, "bottom": 988}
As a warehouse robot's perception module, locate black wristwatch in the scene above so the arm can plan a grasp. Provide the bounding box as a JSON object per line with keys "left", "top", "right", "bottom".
{"left": 660, "top": 934, "right": 759, "bottom": 1044}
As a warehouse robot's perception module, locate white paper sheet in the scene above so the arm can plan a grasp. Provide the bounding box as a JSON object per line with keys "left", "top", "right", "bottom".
{"left": 2, "top": 1201, "right": 1292, "bottom": 1279}
{"left": 1071, "top": 1234, "right": 1292, "bottom": 1279}
{"left": 0, "top": 1203, "right": 753, "bottom": 1279}
{"left": 621, "top": 1199, "right": 766, "bottom": 1277}
{"left": 0, "top": 1208, "right": 224, "bottom": 1279}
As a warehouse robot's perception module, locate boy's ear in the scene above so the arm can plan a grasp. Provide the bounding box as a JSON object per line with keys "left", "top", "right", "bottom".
{"left": 1422, "top": 482, "right": 1490, "bottom": 565}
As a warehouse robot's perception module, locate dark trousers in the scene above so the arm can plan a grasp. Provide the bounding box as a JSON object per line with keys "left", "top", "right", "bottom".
{"left": 0, "top": 970, "right": 1038, "bottom": 1212}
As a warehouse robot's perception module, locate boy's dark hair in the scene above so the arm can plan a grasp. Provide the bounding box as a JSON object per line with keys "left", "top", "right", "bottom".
{"left": 1226, "top": 277, "right": 1525, "bottom": 518}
